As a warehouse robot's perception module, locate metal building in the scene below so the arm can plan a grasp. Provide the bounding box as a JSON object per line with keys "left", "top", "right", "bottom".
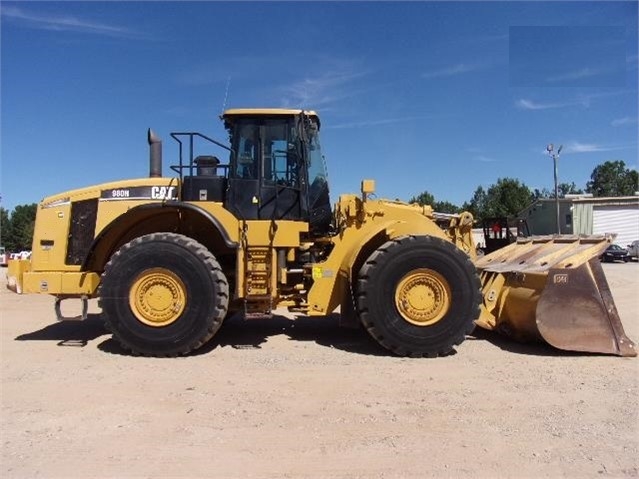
{"left": 519, "top": 195, "right": 639, "bottom": 247}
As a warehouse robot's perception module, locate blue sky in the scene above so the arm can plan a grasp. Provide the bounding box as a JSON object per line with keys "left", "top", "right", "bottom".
{"left": 1, "top": 1, "right": 637, "bottom": 213}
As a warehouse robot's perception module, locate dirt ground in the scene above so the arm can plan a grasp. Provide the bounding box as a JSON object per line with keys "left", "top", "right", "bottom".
{"left": 1, "top": 263, "right": 637, "bottom": 479}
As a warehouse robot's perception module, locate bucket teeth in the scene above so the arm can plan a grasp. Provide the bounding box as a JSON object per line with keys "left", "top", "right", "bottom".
{"left": 475, "top": 235, "right": 637, "bottom": 357}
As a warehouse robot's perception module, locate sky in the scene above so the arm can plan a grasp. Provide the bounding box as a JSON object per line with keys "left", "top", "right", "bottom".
{"left": 1, "top": 1, "right": 637, "bottom": 213}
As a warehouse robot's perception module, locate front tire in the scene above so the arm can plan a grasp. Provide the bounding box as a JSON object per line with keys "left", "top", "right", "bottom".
{"left": 356, "top": 235, "right": 481, "bottom": 357}
{"left": 99, "top": 233, "right": 229, "bottom": 356}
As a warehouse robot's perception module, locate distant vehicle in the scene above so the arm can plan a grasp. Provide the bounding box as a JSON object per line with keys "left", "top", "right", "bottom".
{"left": 9, "top": 251, "right": 31, "bottom": 261}
{"left": 480, "top": 217, "right": 530, "bottom": 255}
{"left": 600, "top": 244, "right": 630, "bottom": 263}
{"left": 0, "top": 247, "right": 7, "bottom": 267}
{"left": 627, "top": 240, "right": 639, "bottom": 261}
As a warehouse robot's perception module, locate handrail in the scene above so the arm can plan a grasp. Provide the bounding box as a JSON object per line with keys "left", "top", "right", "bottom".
{"left": 169, "top": 132, "right": 232, "bottom": 181}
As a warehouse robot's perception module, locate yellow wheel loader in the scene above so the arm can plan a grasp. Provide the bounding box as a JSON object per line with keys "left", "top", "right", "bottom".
{"left": 6, "top": 109, "right": 636, "bottom": 357}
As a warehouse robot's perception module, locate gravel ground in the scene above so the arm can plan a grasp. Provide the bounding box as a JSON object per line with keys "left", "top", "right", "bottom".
{"left": 1, "top": 263, "right": 637, "bottom": 478}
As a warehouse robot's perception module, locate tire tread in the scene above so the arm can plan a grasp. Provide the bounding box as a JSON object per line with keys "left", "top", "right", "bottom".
{"left": 99, "top": 232, "right": 229, "bottom": 357}
{"left": 357, "top": 235, "right": 481, "bottom": 357}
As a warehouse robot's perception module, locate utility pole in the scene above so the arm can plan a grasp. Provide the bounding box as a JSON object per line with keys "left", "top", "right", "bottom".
{"left": 546, "top": 144, "right": 563, "bottom": 234}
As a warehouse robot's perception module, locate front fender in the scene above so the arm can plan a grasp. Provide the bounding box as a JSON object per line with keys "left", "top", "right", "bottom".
{"left": 306, "top": 214, "right": 448, "bottom": 316}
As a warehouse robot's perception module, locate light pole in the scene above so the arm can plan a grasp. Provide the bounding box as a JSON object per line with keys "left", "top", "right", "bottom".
{"left": 546, "top": 143, "right": 563, "bottom": 234}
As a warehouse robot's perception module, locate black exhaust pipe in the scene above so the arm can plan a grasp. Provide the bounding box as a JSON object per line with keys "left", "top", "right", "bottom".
{"left": 147, "top": 128, "right": 162, "bottom": 178}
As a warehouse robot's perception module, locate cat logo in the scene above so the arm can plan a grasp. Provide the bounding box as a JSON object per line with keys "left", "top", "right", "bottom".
{"left": 151, "top": 186, "right": 177, "bottom": 200}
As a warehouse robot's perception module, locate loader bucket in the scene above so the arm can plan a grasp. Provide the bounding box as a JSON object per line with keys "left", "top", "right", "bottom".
{"left": 475, "top": 235, "right": 636, "bottom": 357}
{"left": 6, "top": 258, "right": 30, "bottom": 294}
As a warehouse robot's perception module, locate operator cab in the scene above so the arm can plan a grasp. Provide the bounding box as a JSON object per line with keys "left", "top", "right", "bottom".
{"left": 222, "top": 109, "right": 331, "bottom": 234}
{"left": 170, "top": 109, "right": 332, "bottom": 235}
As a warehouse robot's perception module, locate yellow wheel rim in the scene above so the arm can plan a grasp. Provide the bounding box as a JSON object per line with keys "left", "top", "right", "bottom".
{"left": 394, "top": 268, "right": 451, "bottom": 326}
{"left": 129, "top": 268, "right": 186, "bottom": 327}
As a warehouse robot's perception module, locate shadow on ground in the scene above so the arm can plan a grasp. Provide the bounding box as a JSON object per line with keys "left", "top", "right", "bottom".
{"left": 15, "top": 311, "right": 386, "bottom": 357}
{"left": 467, "top": 327, "right": 586, "bottom": 357}
{"left": 15, "top": 312, "right": 586, "bottom": 358}
{"left": 217, "top": 313, "right": 387, "bottom": 356}
{"left": 96, "top": 313, "right": 389, "bottom": 357}
{"left": 15, "top": 314, "right": 108, "bottom": 348}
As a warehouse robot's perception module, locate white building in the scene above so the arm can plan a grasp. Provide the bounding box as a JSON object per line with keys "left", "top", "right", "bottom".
{"left": 518, "top": 195, "right": 639, "bottom": 247}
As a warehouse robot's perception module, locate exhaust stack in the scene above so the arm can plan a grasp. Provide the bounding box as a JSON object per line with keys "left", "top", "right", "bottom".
{"left": 147, "top": 128, "right": 162, "bottom": 178}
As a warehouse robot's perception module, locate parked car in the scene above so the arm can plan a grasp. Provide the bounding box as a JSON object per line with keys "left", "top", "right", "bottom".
{"left": 8, "top": 251, "right": 31, "bottom": 261}
{"left": 627, "top": 240, "right": 639, "bottom": 261}
{"left": 0, "top": 247, "right": 7, "bottom": 267}
{"left": 600, "top": 244, "right": 630, "bottom": 263}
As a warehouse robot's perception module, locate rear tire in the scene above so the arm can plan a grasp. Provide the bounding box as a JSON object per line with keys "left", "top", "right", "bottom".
{"left": 99, "top": 233, "right": 229, "bottom": 356}
{"left": 357, "top": 235, "right": 481, "bottom": 357}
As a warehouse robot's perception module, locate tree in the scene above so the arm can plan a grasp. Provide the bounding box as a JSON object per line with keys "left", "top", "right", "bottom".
{"left": 408, "top": 191, "right": 435, "bottom": 206}
{"left": 3, "top": 204, "right": 37, "bottom": 251}
{"left": 0, "top": 207, "right": 10, "bottom": 249}
{"left": 463, "top": 186, "right": 488, "bottom": 222}
{"left": 558, "top": 182, "right": 584, "bottom": 197}
{"left": 433, "top": 201, "right": 460, "bottom": 214}
{"left": 586, "top": 160, "right": 639, "bottom": 197}
{"left": 464, "top": 179, "right": 533, "bottom": 222}
{"left": 533, "top": 182, "right": 583, "bottom": 200}
{"left": 409, "top": 191, "right": 461, "bottom": 213}
{"left": 485, "top": 178, "right": 533, "bottom": 218}
{"left": 533, "top": 188, "right": 552, "bottom": 199}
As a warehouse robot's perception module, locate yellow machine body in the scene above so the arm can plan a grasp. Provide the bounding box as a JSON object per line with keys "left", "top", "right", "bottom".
{"left": 6, "top": 108, "right": 635, "bottom": 358}
{"left": 9, "top": 179, "right": 474, "bottom": 316}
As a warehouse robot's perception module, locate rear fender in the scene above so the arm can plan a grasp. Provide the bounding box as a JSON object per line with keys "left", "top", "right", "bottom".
{"left": 84, "top": 202, "right": 238, "bottom": 272}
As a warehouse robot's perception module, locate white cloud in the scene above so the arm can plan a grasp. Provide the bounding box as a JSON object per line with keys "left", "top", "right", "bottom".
{"left": 611, "top": 116, "right": 638, "bottom": 127}
{"left": 516, "top": 91, "right": 629, "bottom": 112}
{"left": 278, "top": 67, "right": 370, "bottom": 109}
{"left": 464, "top": 147, "right": 498, "bottom": 162}
{"left": 546, "top": 67, "right": 601, "bottom": 83}
{"left": 422, "top": 63, "right": 481, "bottom": 79}
{"left": 516, "top": 99, "right": 570, "bottom": 110}
{"left": 1, "top": 5, "right": 142, "bottom": 39}
{"left": 474, "top": 155, "right": 498, "bottom": 163}
{"left": 564, "top": 142, "right": 626, "bottom": 154}
{"left": 326, "top": 116, "right": 432, "bottom": 130}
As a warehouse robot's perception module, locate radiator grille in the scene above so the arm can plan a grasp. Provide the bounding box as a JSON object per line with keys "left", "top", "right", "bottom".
{"left": 66, "top": 199, "right": 98, "bottom": 265}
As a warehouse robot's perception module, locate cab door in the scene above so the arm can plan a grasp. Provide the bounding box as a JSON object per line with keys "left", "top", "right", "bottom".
{"left": 225, "top": 119, "right": 305, "bottom": 222}
{"left": 224, "top": 123, "right": 260, "bottom": 220}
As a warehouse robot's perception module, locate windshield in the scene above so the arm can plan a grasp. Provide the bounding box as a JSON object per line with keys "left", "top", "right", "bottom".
{"left": 229, "top": 118, "right": 302, "bottom": 187}
{"left": 306, "top": 119, "right": 329, "bottom": 207}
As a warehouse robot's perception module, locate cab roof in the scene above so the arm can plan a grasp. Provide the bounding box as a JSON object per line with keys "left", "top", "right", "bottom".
{"left": 222, "top": 108, "right": 319, "bottom": 121}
